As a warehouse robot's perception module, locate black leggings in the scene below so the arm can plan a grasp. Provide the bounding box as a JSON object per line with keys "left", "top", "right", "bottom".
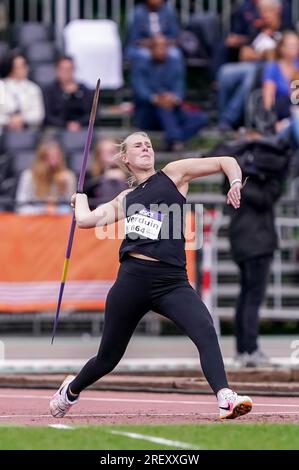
{"left": 70, "top": 256, "right": 229, "bottom": 395}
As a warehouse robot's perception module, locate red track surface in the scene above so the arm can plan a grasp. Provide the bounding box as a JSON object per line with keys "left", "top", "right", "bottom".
{"left": 0, "top": 389, "right": 299, "bottom": 425}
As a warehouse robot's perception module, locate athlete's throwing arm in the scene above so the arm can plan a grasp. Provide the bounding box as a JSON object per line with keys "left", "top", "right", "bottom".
{"left": 71, "top": 156, "right": 242, "bottom": 229}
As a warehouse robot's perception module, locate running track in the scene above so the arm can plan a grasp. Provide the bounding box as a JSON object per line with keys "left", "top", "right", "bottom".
{"left": 0, "top": 389, "right": 299, "bottom": 425}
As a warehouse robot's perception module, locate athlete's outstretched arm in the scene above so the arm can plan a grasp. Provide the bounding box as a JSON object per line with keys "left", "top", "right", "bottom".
{"left": 71, "top": 189, "right": 132, "bottom": 229}
{"left": 164, "top": 156, "right": 242, "bottom": 183}
{"left": 163, "top": 157, "right": 243, "bottom": 209}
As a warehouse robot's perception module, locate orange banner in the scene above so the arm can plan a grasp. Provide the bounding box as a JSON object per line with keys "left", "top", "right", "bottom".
{"left": 0, "top": 213, "right": 196, "bottom": 313}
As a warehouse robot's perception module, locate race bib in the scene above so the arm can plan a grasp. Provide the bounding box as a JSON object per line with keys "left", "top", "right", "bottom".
{"left": 125, "top": 209, "right": 165, "bottom": 240}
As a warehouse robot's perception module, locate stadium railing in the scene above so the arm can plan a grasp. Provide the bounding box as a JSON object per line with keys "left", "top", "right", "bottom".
{"left": 5, "top": 0, "right": 238, "bottom": 33}
{"left": 6, "top": 0, "right": 299, "bottom": 42}
{"left": 211, "top": 213, "right": 299, "bottom": 322}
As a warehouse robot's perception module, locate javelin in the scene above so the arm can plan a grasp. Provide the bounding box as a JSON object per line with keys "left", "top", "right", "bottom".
{"left": 51, "top": 79, "right": 101, "bottom": 345}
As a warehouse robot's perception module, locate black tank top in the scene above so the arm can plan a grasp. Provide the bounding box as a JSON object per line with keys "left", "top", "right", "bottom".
{"left": 119, "top": 170, "right": 187, "bottom": 268}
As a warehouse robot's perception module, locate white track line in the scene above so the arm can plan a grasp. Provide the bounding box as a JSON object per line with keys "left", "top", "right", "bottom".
{"left": 49, "top": 424, "right": 75, "bottom": 430}
{"left": 109, "top": 430, "right": 199, "bottom": 450}
{"left": 0, "top": 394, "right": 298, "bottom": 408}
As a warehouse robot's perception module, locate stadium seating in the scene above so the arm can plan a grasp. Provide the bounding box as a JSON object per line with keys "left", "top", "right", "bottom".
{"left": 0, "top": 153, "right": 12, "bottom": 185}
{"left": 2, "top": 129, "right": 40, "bottom": 178}
{"left": 67, "top": 150, "right": 91, "bottom": 175}
{"left": 59, "top": 129, "right": 88, "bottom": 157}
{"left": 26, "top": 41, "right": 57, "bottom": 65}
{"left": 31, "top": 63, "right": 56, "bottom": 88}
{"left": 0, "top": 41, "right": 9, "bottom": 70}
{"left": 12, "top": 150, "right": 35, "bottom": 175}
{"left": 3, "top": 128, "right": 40, "bottom": 154}
{"left": 12, "top": 22, "right": 52, "bottom": 48}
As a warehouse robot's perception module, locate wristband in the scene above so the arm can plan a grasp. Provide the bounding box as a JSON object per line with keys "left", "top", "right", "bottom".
{"left": 230, "top": 179, "right": 242, "bottom": 187}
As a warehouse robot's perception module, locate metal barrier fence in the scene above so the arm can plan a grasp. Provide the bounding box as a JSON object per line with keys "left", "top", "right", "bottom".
{"left": 4, "top": 0, "right": 299, "bottom": 41}
{"left": 3, "top": 0, "right": 240, "bottom": 28}
{"left": 212, "top": 213, "right": 299, "bottom": 322}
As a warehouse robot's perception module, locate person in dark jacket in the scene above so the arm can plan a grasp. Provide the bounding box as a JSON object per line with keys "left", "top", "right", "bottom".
{"left": 212, "top": 0, "right": 293, "bottom": 77}
{"left": 217, "top": 0, "right": 287, "bottom": 131}
{"left": 131, "top": 35, "right": 207, "bottom": 151}
{"left": 44, "top": 56, "right": 94, "bottom": 130}
{"left": 125, "top": 0, "right": 182, "bottom": 64}
{"left": 227, "top": 172, "right": 284, "bottom": 367}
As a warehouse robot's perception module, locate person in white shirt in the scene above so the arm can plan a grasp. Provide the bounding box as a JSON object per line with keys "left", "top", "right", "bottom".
{"left": 0, "top": 52, "right": 45, "bottom": 132}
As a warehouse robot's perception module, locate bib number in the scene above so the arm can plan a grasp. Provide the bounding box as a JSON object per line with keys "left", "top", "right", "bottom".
{"left": 125, "top": 209, "right": 164, "bottom": 240}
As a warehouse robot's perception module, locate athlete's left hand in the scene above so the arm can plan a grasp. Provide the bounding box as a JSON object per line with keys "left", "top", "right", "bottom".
{"left": 227, "top": 181, "right": 242, "bottom": 209}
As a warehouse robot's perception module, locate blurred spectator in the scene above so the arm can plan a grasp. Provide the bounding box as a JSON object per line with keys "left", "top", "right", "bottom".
{"left": 16, "top": 140, "right": 76, "bottom": 214}
{"left": 131, "top": 35, "right": 207, "bottom": 151}
{"left": 85, "top": 138, "right": 127, "bottom": 209}
{"left": 125, "top": 0, "right": 182, "bottom": 64}
{"left": 0, "top": 52, "right": 45, "bottom": 132}
{"left": 240, "top": 0, "right": 286, "bottom": 62}
{"left": 213, "top": 0, "right": 293, "bottom": 76}
{"left": 217, "top": 0, "right": 284, "bottom": 131}
{"left": 225, "top": 144, "right": 285, "bottom": 367}
{"left": 44, "top": 56, "right": 94, "bottom": 131}
{"left": 263, "top": 31, "right": 299, "bottom": 147}
{"left": 213, "top": 0, "right": 260, "bottom": 75}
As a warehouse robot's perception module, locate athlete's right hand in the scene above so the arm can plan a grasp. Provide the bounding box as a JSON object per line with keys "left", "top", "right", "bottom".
{"left": 226, "top": 182, "right": 242, "bottom": 209}
{"left": 70, "top": 193, "right": 77, "bottom": 210}
{"left": 71, "top": 193, "right": 88, "bottom": 210}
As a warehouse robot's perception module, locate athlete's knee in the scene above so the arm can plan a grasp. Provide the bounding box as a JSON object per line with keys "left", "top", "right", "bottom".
{"left": 199, "top": 300, "right": 217, "bottom": 329}
{"left": 198, "top": 336, "right": 218, "bottom": 357}
{"left": 193, "top": 320, "right": 218, "bottom": 351}
{"left": 203, "top": 320, "right": 218, "bottom": 341}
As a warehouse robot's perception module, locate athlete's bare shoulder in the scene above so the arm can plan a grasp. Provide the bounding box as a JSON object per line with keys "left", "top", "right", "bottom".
{"left": 161, "top": 163, "right": 189, "bottom": 199}
{"left": 119, "top": 188, "right": 134, "bottom": 218}
{"left": 114, "top": 188, "right": 134, "bottom": 211}
{"left": 117, "top": 188, "right": 134, "bottom": 202}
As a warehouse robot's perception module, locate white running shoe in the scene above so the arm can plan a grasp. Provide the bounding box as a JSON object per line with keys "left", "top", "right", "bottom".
{"left": 217, "top": 388, "right": 253, "bottom": 420}
{"left": 50, "top": 375, "right": 79, "bottom": 418}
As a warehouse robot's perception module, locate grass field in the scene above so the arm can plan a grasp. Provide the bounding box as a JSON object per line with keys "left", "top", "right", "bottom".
{"left": 0, "top": 424, "right": 299, "bottom": 450}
